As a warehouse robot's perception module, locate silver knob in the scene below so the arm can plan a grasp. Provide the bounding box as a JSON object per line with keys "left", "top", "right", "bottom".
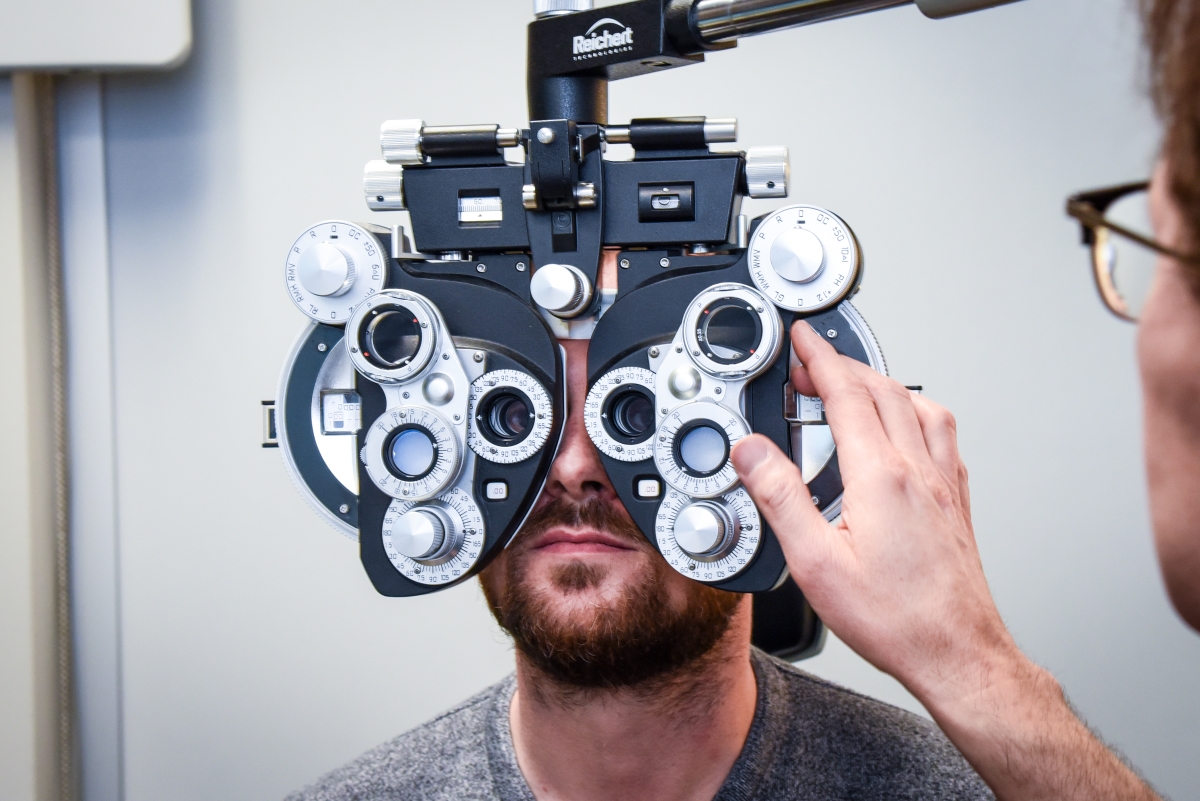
{"left": 674, "top": 501, "right": 738, "bottom": 560}
{"left": 770, "top": 227, "right": 826, "bottom": 283}
{"left": 392, "top": 508, "right": 451, "bottom": 561}
{"left": 297, "top": 242, "right": 356, "bottom": 297}
{"left": 534, "top": 0, "right": 593, "bottom": 18}
{"left": 364, "top": 160, "right": 405, "bottom": 211}
{"left": 530, "top": 263, "right": 593, "bottom": 318}
{"left": 381, "top": 119, "right": 425, "bottom": 165}
{"left": 745, "top": 146, "right": 789, "bottom": 199}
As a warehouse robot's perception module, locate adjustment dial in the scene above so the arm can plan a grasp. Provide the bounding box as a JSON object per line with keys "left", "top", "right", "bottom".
{"left": 382, "top": 487, "right": 485, "bottom": 586}
{"left": 361, "top": 406, "right": 461, "bottom": 501}
{"left": 653, "top": 401, "right": 751, "bottom": 498}
{"left": 655, "top": 488, "right": 762, "bottom": 583}
{"left": 749, "top": 205, "right": 862, "bottom": 314}
{"left": 285, "top": 221, "right": 386, "bottom": 325}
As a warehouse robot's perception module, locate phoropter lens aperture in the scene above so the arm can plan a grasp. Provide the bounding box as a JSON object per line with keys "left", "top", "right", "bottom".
{"left": 478, "top": 389, "right": 534, "bottom": 447}
{"left": 604, "top": 388, "right": 655, "bottom": 443}
{"left": 698, "top": 299, "right": 763, "bottom": 365}
{"left": 386, "top": 427, "right": 438, "bottom": 480}
{"left": 363, "top": 306, "right": 422, "bottom": 369}
{"left": 675, "top": 421, "right": 729, "bottom": 477}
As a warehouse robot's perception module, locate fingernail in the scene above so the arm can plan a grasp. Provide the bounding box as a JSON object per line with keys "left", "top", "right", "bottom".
{"left": 731, "top": 436, "right": 771, "bottom": 477}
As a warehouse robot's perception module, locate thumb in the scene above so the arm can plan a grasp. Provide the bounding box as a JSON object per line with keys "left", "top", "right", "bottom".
{"left": 731, "top": 434, "right": 831, "bottom": 562}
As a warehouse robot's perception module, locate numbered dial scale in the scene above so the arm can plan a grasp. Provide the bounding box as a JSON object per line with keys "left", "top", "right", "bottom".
{"left": 361, "top": 406, "right": 462, "bottom": 502}
{"left": 584, "top": 367, "right": 657, "bottom": 463}
{"left": 655, "top": 487, "right": 762, "bottom": 583}
{"left": 382, "top": 487, "right": 485, "bottom": 586}
{"left": 749, "top": 205, "right": 863, "bottom": 314}
{"left": 653, "top": 400, "right": 751, "bottom": 498}
{"left": 285, "top": 221, "right": 386, "bottom": 324}
{"left": 467, "top": 370, "right": 556, "bottom": 465}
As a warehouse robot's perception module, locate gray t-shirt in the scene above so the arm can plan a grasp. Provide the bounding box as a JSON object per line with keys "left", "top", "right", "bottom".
{"left": 287, "top": 649, "right": 993, "bottom": 800}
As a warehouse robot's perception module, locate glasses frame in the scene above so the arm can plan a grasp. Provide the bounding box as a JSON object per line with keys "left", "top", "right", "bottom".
{"left": 1066, "top": 181, "right": 1199, "bottom": 322}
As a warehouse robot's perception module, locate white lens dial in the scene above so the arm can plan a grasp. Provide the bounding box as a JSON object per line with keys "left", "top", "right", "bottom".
{"left": 467, "top": 370, "right": 555, "bottom": 464}
{"left": 362, "top": 406, "right": 461, "bottom": 501}
{"left": 749, "top": 205, "right": 862, "bottom": 313}
{"left": 285, "top": 221, "right": 386, "bottom": 324}
{"left": 655, "top": 487, "right": 761, "bottom": 583}
{"left": 653, "top": 401, "right": 750, "bottom": 498}
{"left": 382, "top": 487, "right": 485, "bottom": 586}
{"left": 584, "top": 367, "right": 657, "bottom": 462}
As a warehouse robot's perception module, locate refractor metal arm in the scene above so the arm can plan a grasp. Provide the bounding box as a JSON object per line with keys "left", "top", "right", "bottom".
{"left": 690, "top": 0, "right": 1022, "bottom": 43}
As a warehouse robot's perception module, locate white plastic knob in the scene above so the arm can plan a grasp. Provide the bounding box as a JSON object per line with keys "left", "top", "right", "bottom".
{"left": 534, "top": 0, "right": 593, "bottom": 18}
{"left": 296, "top": 243, "right": 356, "bottom": 297}
{"left": 770, "top": 227, "right": 826, "bottom": 283}
{"left": 745, "top": 146, "right": 789, "bottom": 199}
{"left": 530, "top": 263, "right": 593, "bottom": 318}
{"left": 392, "top": 509, "right": 449, "bottom": 560}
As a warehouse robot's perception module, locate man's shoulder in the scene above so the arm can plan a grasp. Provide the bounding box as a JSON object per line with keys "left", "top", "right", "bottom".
{"left": 284, "top": 677, "right": 512, "bottom": 801}
{"left": 751, "top": 651, "right": 993, "bottom": 799}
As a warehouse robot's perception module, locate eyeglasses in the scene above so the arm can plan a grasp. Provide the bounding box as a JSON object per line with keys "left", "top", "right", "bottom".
{"left": 1066, "top": 181, "right": 1197, "bottom": 322}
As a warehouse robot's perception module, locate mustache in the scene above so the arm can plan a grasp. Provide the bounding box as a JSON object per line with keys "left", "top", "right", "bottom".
{"left": 512, "top": 496, "right": 646, "bottom": 550}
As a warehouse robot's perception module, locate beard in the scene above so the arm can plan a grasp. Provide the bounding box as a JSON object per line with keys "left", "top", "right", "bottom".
{"left": 478, "top": 497, "right": 741, "bottom": 691}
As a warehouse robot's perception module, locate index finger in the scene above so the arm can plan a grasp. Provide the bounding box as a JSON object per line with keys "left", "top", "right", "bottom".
{"left": 791, "top": 321, "right": 890, "bottom": 465}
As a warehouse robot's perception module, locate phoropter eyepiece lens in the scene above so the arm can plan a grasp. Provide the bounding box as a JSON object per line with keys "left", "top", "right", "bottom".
{"left": 604, "top": 387, "right": 655, "bottom": 443}
{"left": 697, "top": 299, "right": 763, "bottom": 365}
{"left": 386, "top": 427, "right": 438, "bottom": 480}
{"left": 362, "top": 306, "right": 422, "bottom": 369}
{"left": 477, "top": 389, "right": 534, "bottom": 447}
{"left": 675, "top": 421, "right": 730, "bottom": 477}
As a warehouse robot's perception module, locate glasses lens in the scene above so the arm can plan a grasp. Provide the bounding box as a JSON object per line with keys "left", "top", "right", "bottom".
{"left": 1098, "top": 191, "right": 1158, "bottom": 320}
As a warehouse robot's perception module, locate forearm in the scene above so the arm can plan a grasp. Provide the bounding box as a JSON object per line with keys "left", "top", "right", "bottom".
{"left": 916, "top": 649, "right": 1160, "bottom": 801}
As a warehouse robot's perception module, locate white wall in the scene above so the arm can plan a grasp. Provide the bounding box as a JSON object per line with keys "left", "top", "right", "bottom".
{"left": 89, "top": 0, "right": 1200, "bottom": 799}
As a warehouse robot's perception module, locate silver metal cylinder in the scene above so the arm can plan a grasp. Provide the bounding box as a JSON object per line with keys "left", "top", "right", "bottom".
{"left": 692, "top": 0, "right": 912, "bottom": 42}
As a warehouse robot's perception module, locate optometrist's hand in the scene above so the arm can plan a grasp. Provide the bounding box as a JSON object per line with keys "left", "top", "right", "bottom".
{"left": 730, "top": 321, "right": 1160, "bottom": 801}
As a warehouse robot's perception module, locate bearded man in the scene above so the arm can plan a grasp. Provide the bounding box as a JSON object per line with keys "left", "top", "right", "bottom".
{"left": 286, "top": 331, "right": 991, "bottom": 801}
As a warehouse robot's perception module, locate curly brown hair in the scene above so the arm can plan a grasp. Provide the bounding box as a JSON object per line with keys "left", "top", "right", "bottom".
{"left": 1143, "top": 0, "right": 1200, "bottom": 250}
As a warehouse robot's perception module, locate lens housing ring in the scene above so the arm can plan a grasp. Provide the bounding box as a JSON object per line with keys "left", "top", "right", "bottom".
{"left": 467, "top": 370, "right": 555, "bottom": 465}
{"left": 584, "top": 367, "right": 657, "bottom": 462}
{"left": 346, "top": 289, "right": 440, "bottom": 385}
{"left": 362, "top": 405, "right": 461, "bottom": 501}
{"left": 653, "top": 400, "right": 750, "bottom": 498}
{"left": 682, "top": 284, "right": 782, "bottom": 380}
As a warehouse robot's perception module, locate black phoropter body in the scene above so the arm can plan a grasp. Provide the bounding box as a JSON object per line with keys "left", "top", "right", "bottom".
{"left": 271, "top": 0, "right": 1021, "bottom": 657}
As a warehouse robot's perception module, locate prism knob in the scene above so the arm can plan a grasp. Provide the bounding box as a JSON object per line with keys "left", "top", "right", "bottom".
{"left": 364, "top": 160, "right": 405, "bottom": 211}
{"left": 530, "top": 263, "right": 593, "bottom": 318}
{"left": 392, "top": 508, "right": 452, "bottom": 561}
{"left": 381, "top": 119, "right": 425, "bottom": 165}
{"left": 673, "top": 501, "right": 739, "bottom": 560}
{"left": 745, "top": 146, "right": 789, "bottom": 199}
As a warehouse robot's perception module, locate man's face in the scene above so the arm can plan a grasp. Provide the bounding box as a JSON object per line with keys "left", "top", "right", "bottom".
{"left": 479, "top": 338, "right": 744, "bottom": 688}
{"left": 1139, "top": 161, "right": 1200, "bottom": 630}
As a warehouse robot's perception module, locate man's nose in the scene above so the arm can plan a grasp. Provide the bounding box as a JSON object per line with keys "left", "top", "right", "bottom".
{"left": 542, "top": 339, "right": 619, "bottom": 504}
